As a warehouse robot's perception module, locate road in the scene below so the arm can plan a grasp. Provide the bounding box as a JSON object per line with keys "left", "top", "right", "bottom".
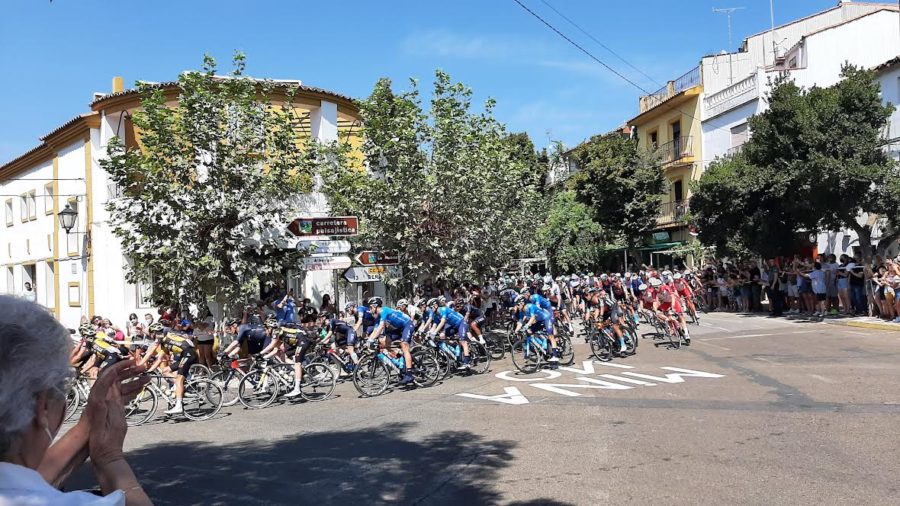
{"left": 66, "top": 313, "right": 900, "bottom": 505}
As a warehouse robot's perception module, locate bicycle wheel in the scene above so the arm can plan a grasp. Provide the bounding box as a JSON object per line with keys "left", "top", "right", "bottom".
{"left": 485, "top": 336, "right": 506, "bottom": 360}
{"left": 432, "top": 349, "right": 453, "bottom": 379}
{"left": 188, "top": 363, "right": 211, "bottom": 380}
{"left": 590, "top": 332, "right": 613, "bottom": 362}
{"left": 623, "top": 327, "right": 638, "bottom": 355}
{"left": 352, "top": 355, "right": 390, "bottom": 397}
{"left": 183, "top": 379, "right": 224, "bottom": 421}
{"left": 411, "top": 351, "right": 440, "bottom": 387}
{"left": 666, "top": 323, "right": 682, "bottom": 349}
{"left": 467, "top": 342, "right": 492, "bottom": 375}
{"left": 125, "top": 386, "right": 158, "bottom": 426}
{"left": 557, "top": 336, "right": 575, "bottom": 365}
{"left": 238, "top": 369, "right": 280, "bottom": 409}
{"left": 209, "top": 369, "right": 243, "bottom": 407}
{"left": 299, "top": 362, "right": 336, "bottom": 401}
{"left": 511, "top": 338, "right": 540, "bottom": 374}
{"left": 64, "top": 385, "right": 81, "bottom": 422}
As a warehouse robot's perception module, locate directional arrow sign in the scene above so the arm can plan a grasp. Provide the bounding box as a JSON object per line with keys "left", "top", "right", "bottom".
{"left": 455, "top": 387, "right": 530, "bottom": 405}
{"left": 297, "top": 239, "right": 352, "bottom": 255}
{"left": 355, "top": 250, "right": 400, "bottom": 266}
{"left": 288, "top": 216, "right": 359, "bottom": 237}
{"left": 343, "top": 267, "right": 382, "bottom": 283}
{"left": 301, "top": 255, "right": 352, "bottom": 271}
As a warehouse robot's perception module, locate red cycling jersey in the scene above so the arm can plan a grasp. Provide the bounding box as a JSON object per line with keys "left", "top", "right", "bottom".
{"left": 673, "top": 279, "right": 692, "bottom": 297}
{"left": 656, "top": 285, "right": 683, "bottom": 313}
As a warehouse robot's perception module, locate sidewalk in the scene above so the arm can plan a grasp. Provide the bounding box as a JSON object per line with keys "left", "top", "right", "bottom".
{"left": 784, "top": 313, "right": 900, "bottom": 332}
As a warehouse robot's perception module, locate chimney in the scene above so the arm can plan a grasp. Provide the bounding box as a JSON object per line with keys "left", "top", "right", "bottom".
{"left": 112, "top": 76, "right": 124, "bottom": 93}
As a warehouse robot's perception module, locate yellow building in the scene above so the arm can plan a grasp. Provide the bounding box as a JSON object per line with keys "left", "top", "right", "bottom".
{"left": 628, "top": 65, "right": 702, "bottom": 261}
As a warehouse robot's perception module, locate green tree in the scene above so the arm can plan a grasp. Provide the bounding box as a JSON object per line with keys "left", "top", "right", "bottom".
{"left": 569, "top": 132, "right": 665, "bottom": 253}
{"left": 321, "top": 70, "right": 541, "bottom": 285}
{"left": 692, "top": 65, "right": 900, "bottom": 261}
{"left": 538, "top": 190, "right": 604, "bottom": 272}
{"left": 102, "top": 53, "right": 334, "bottom": 312}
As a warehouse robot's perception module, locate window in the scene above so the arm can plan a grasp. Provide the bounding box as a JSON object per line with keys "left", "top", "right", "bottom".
{"left": 44, "top": 262, "right": 55, "bottom": 308}
{"left": 5, "top": 267, "right": 13, "bottom": 294}
{"left": 673, "top": 180, "right": 684, "bottom": 202}
{"left": 44, "top": 183, "right": 54, "bottom": 215}
{"left": 649, "top": 131, "right": 658, "bottom": 149}
{"left": 730, "top": 123, "right": 749, "bottom": 147}
{"left": 671, "top": 121, "right": 682, "bottom": 141}
{"left": 20, "top": 191, "right": 36, "bottom": 222}
{"left": 4, "top": 199, "right": 11, "bottom": 227}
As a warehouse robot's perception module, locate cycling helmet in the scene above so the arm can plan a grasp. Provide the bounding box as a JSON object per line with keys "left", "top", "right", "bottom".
{"left": 515, "top": 295, "right": 526, "bottom": 305}
{"left": 147, "top": 322, "right": 164, "bottom": 334}
{"left": 320, "top": 312, "right": 334, "bottom": 321}
{"left": 673, "top": 273, "right": 683, "bottom": 280}
{"left": 224, "top": 318, "right": 240, "bottom": 327}
{"left": 638, "top": 283, "right": 648, "bottom": 291}
{"left": 396, "top": 298, "right": 409, "bottom": 308}
{"left": 447, "top": 300, "right": 456, "bottom": 308}
{"left": 600, "top": 274, "right": 609, "bottom": 281}
{"left": 542, "top": 284, "right": 551, "bottom": 292}
{"left": 416, "top": 299, "right": 427, "bottom": 307}
{"left": 662, "top": 270, "right": 672, "bottom": 277}
{"left": 426, "top": 298, "right": 438, "bottom": 307}
{"left": 264, "top": 316, "right": 280, "bottom": 329}
{"left": 345, "top": 302, "right": 357, "bottom": 311}
{"left": 367, "top": 296, "right": 383, "bottom": 307}
{"left": 649, "top": 277, "right": 662, "bottom": 287}
{"left": 79, "top": 323, "right": 96, "bottom": 337}
{"left": 570, "top": 274, "right": 579, "bottom": 280}
{"left": 437, "top": 295, "right": 447, "bottom": 305}
{"left": 519, "top": 287, "right": 530, "bottom": 295}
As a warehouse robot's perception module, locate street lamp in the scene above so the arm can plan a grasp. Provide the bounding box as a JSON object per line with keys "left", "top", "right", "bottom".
{"left": 57, "top": 203, "right": 78, "bottom": 234}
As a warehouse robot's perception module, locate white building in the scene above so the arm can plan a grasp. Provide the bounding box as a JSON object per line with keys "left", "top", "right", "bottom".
{"left": 0, "top": 77, "right": 363, "bottom": 329}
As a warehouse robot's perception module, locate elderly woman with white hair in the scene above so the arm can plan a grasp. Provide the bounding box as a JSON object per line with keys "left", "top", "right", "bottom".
{"left": 0, "top": 295, "right": 152, "bottom": 505}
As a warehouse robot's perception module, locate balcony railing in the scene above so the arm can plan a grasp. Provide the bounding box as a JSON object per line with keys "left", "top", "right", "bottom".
{"left": 658, "top": 199, "right": 689, "bottom": 226}
{"left": 639, "top": 66, "right": 701, "bottom": 113}
{"left": 726, "top": 143, "right": 745, "bottom": 157}
{"left": 655, "top": 136, "right": 693, "bottom": 165}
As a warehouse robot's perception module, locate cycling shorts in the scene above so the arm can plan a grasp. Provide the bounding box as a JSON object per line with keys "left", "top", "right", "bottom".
{"left": 174, "top": 350, "right": 197, "bottom": 377}
{"left": 99, "top": 352, "right": 123, "bottom": 370}
{"left": 291, "top": 335, "right": 312, "bottom": 362}
{"left": 385, "top": 321, "right": 414, "bottom": 344}
{"left": 334, "top": 329, "right": 357, "bottom": 346}
{"left": 444, "top": 320, "right": 469, "bottom": 341}
{"left": 677, "top": 289, "right": 691, "bottom": 298}
{"left": 658, "top": 302, "right": 683, "bottom": 314}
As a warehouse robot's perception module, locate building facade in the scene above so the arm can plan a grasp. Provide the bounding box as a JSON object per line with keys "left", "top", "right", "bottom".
{"left": 1, "top": 77, "right": 363, "bottom": 329}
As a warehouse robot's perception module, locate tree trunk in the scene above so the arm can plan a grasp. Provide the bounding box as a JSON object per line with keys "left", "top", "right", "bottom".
{"left": 850, "top": 223, "right": 874, "bottom": 264}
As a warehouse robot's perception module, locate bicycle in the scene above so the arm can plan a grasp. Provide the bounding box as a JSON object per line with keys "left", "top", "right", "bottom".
{"left": 654, "top": 311, "right": 687, "bottom": 350}
{"left": 124, "top": 371, "right": 224, "bottom": 425}
{"left": 510, "top": 330, "right": 574, "bottom": 374}
{"left": 588, "top": 321, "right": 637, "bottom": 362}
{"left": 238, "top": 355, "right": 336, "bottom": 409}
{"left": 209, "top": 354, "right": 251, "bottom": 407}
{"left": 352, "top": 343, "right": 440, "bottom": 397}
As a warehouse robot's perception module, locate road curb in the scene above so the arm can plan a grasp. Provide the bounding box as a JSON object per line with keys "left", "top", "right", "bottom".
{"left": 826, "top": 319, "right": 900, "bottom": 332}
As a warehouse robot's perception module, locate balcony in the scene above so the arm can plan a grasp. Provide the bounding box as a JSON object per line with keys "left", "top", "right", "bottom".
{"left": 703, "top": 72, "right": 760, "bottom": 120}
{"left": 655, "top": 136, "right": 693, "bottom": 166}
{"left": 658, "top": 199, "right": 689, "bottom": 226}
{"left": 639, "top": 66, "right": 701, "bottom": 113}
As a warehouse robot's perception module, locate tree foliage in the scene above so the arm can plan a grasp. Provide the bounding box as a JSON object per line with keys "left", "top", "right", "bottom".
{"left": 692, "top": 65, "right": 899, "bottom": 260}
{"left": 321, "top": 70, "right": 543, "bottom": 284}
{"left": 102, "top": 53, "right": 333, "bottom": 308}
{"left": 569, "top": 132, "right": 665, "bottom": 248}
{"left": 537, "top": 190, "right": 604, "bottom": 272}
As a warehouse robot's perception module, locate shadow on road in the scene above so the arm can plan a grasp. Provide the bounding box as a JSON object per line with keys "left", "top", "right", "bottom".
{"left": 66, "top": 422, "right": 571, "bottom": 505}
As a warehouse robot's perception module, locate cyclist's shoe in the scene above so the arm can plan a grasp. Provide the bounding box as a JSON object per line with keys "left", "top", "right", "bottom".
{"left": 619, "top": 343, "right": 628, "bottom": 353}
{"left": 164, "top": 404, "right": 184, "bottom": 415}
{"left": 548, "top": 355, "right": 560, "bottom": 363}
{"left": 344, "top": 363, "right": 356, "bottom": 373}
{"left": 399, "top": 373, "right": 414, "bottom": 385}
{"left": 284, "top": 387, "right": 303, "bottom": 398}
{"left": 683, "top": 336, "right": 691, "bottom": 346}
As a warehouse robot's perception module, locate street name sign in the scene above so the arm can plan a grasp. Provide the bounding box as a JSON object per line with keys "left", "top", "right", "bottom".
{"left": 288, "top": 216, "right": 359, "bottom": 237}
{"left": 301, "top": 255, "right": 352, "bottom": 271}
{"left": 343, "top": 267, "right": 381, "bottom": 283}
{"left": 296, "top": 239, "right": 352, "bottom": 254}
{"left": 354, "top": 250, "right": 400, "bottom": 266}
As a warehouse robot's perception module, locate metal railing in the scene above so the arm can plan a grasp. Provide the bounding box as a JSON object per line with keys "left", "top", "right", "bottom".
{"left": 726, "top": 143, "right": 744, "bottom": 157}
{"left": 656, "top": 136, "right": 693, "bottom": 165}
{"left": 658, "top": 199, "right": 689, "bottom": 225}
{"left": 639, "top": 66, "right": 701, "bottom": 112}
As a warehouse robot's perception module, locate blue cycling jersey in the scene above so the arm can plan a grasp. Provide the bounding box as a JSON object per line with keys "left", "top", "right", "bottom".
{"left": 530, "top": 294, "right": 552, "bottom": 311}
{"left": 521, "top": 303, "right": 550, "bottom": 322}
{"left": 438, "top": 306, "right": 465, "bottom": 326}
{"left": 380, "top": 307, "right": 412, "bottom": 329}
{"left": 357, "top": 306, "right": 377, "bottom": 325}
{"left": 430, "top": 308, "right": 443, "bottom": 325}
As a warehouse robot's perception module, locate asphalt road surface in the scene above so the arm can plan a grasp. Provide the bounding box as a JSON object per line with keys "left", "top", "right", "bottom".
{"left": 67, "top": 313, "right": 900, "bottom": 505}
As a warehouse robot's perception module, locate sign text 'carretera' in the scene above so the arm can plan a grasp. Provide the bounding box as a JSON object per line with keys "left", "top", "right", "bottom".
{"left": 288, "top": 216, "right": 359, "bottom": 237}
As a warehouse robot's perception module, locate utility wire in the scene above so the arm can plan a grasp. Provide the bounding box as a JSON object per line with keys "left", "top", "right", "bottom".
{"left": 538, "top": 0, "right": 664, "bottom": 88}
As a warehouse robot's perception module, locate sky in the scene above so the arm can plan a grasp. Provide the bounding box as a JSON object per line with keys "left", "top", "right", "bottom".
{"left": 0, "top": 0, "right": 847, "bottom": 163}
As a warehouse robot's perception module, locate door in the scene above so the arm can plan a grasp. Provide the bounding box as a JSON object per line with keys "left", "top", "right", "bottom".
{"left": 671, "top": 121, "right": 682, "bottom": 157}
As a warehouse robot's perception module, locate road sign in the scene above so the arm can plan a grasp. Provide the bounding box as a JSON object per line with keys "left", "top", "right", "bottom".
{"left": 354, "top": 250, "right": 400, "bottom": 266}
{"left": 301, "top": 255, "right": 352, "bottom": 271}
{"left": 343, "top": 267, "right": 381, "bottom": 283}
{"left": 288, "top": 216, "right": 359, "bottom": 237}
{"left": 296, "top": 239, "right": 352, "bottom": 255}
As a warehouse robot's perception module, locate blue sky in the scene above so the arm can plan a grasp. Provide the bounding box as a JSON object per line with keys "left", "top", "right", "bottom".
{"left": 0, "top": 0, "right": 843, "bottom": 163}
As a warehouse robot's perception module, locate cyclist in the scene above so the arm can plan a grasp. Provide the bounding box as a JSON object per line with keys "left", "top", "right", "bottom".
{"left": 653, "top": 277, "right": 691, "bottom": 345}
{"left": 514, "top": 295, "right": 559, "bottom": 362}
{"left": 141, "top": 321, "right": 198, "bottom": 415}
{"left": 528, "top": 287, "right": 556, "bottom": 336}
{"left": 368, "top": 298, "right": 415, "bottom": 385}
{"left": 259, "top": 322, "right": 314, "bottom": 399}
{"left": 222, "top": 315, "right": 277, "bottom": 358}
{"left": 321, "top": 311, "right": 360, "bottom": 367}
{"left": 597, "top": 289, "right": 628, "bottom": 353}
{"left": 430, "top": 298, "right": 471, "bottom": 368}
{"left": 74, "top": 323, "right": 124, "bottom": 375}
{"left": 462, "top": 295, "right": 487, "bottom": 345}
{"left": 673, "top": 272, "right": 697, "bottom": 317}
{"left": 349, "top": 300, "right": 378, "bottom": 339}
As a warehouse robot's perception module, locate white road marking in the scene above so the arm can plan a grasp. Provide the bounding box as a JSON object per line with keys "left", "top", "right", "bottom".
{"left": 494, "top": 369, "right": 561, "bottom": 382}
{"left": 622, "top": 367, "right": 725, "bottom": 384}
{"left": 693, "top": 340, "right": 731, "bottom": 351}
{"left": 700, "top": 323, "right": 733, "bottom": 332}
{"left": 599, "top": 374, "right": 657, "bottom": 386}
{"left": 705, "top": 333, "right": 773, "bottom": 341}
{"left": 593, "top": 362, "right": 635, "bottom": 369}
{"left": 558, "top": 360, "right": 598, "bottom": 375}
{"left": 843, "top": 330, "right": 869, "bottom": 336}
{"left": 530, "top": 377, "right": 634, "bottom": 396}
{"left": 456, "top": 386, "right": 530, "bottom": 405}
{"left": 808, "top": 374, "right": 835, "bottom": 384}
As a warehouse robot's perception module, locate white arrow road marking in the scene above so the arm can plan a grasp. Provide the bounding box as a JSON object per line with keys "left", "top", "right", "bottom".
{"left": 494, "top": 369, "right": 562, "bottom": 382}
{"left": 456, "top": 387, "right": 530, "bottom": 405}
{"left": 530, "top": 377, "right": 634, "bottom": 397}
{"left": 558, "top": 360, "right": 597, "bottom": 375}
{"left": 622, "top": 367, "right": 724, "bottom": 384}
{"left": 593, "top": 362, "right": 635, "bottom": 369}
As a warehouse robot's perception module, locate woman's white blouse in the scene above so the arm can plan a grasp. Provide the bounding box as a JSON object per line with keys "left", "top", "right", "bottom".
{"left": 0, "top": 462, "right": 125, "bottom": 506}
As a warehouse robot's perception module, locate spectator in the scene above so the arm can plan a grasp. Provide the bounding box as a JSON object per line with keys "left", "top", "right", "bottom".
{"left": 800, "top": 262, "right": 827, "bottom": 317}
{"left": 824, "top": 254, "right": 839, "bottom": 315}
{"left": 21, "top": 282, "right": 36, "bottom": 303}
{"left": 836, "top": 255, "right": 852, "bottom": 315}
{"left": 299, "top": 298, "right": 318, "bottom": 324}
{"left": 276, "top": 289, "right": 297, "bottom": 324}
{"left": 143, "top": 314, "right": 155, "bottom": 336}
{"left": 848, "top": 254, "right": 866, "bottom": 315}
{"left": 320, "top": 294, "right": 336, "bottom": 315}
{"left": 193, "top": 316, "right": 215, "bottom": 369}
{"left": 125, "top": 313, "right": 145, "bottom": 339}
{"left": 0, "top": 295, "right": 152, "bottom": 505}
